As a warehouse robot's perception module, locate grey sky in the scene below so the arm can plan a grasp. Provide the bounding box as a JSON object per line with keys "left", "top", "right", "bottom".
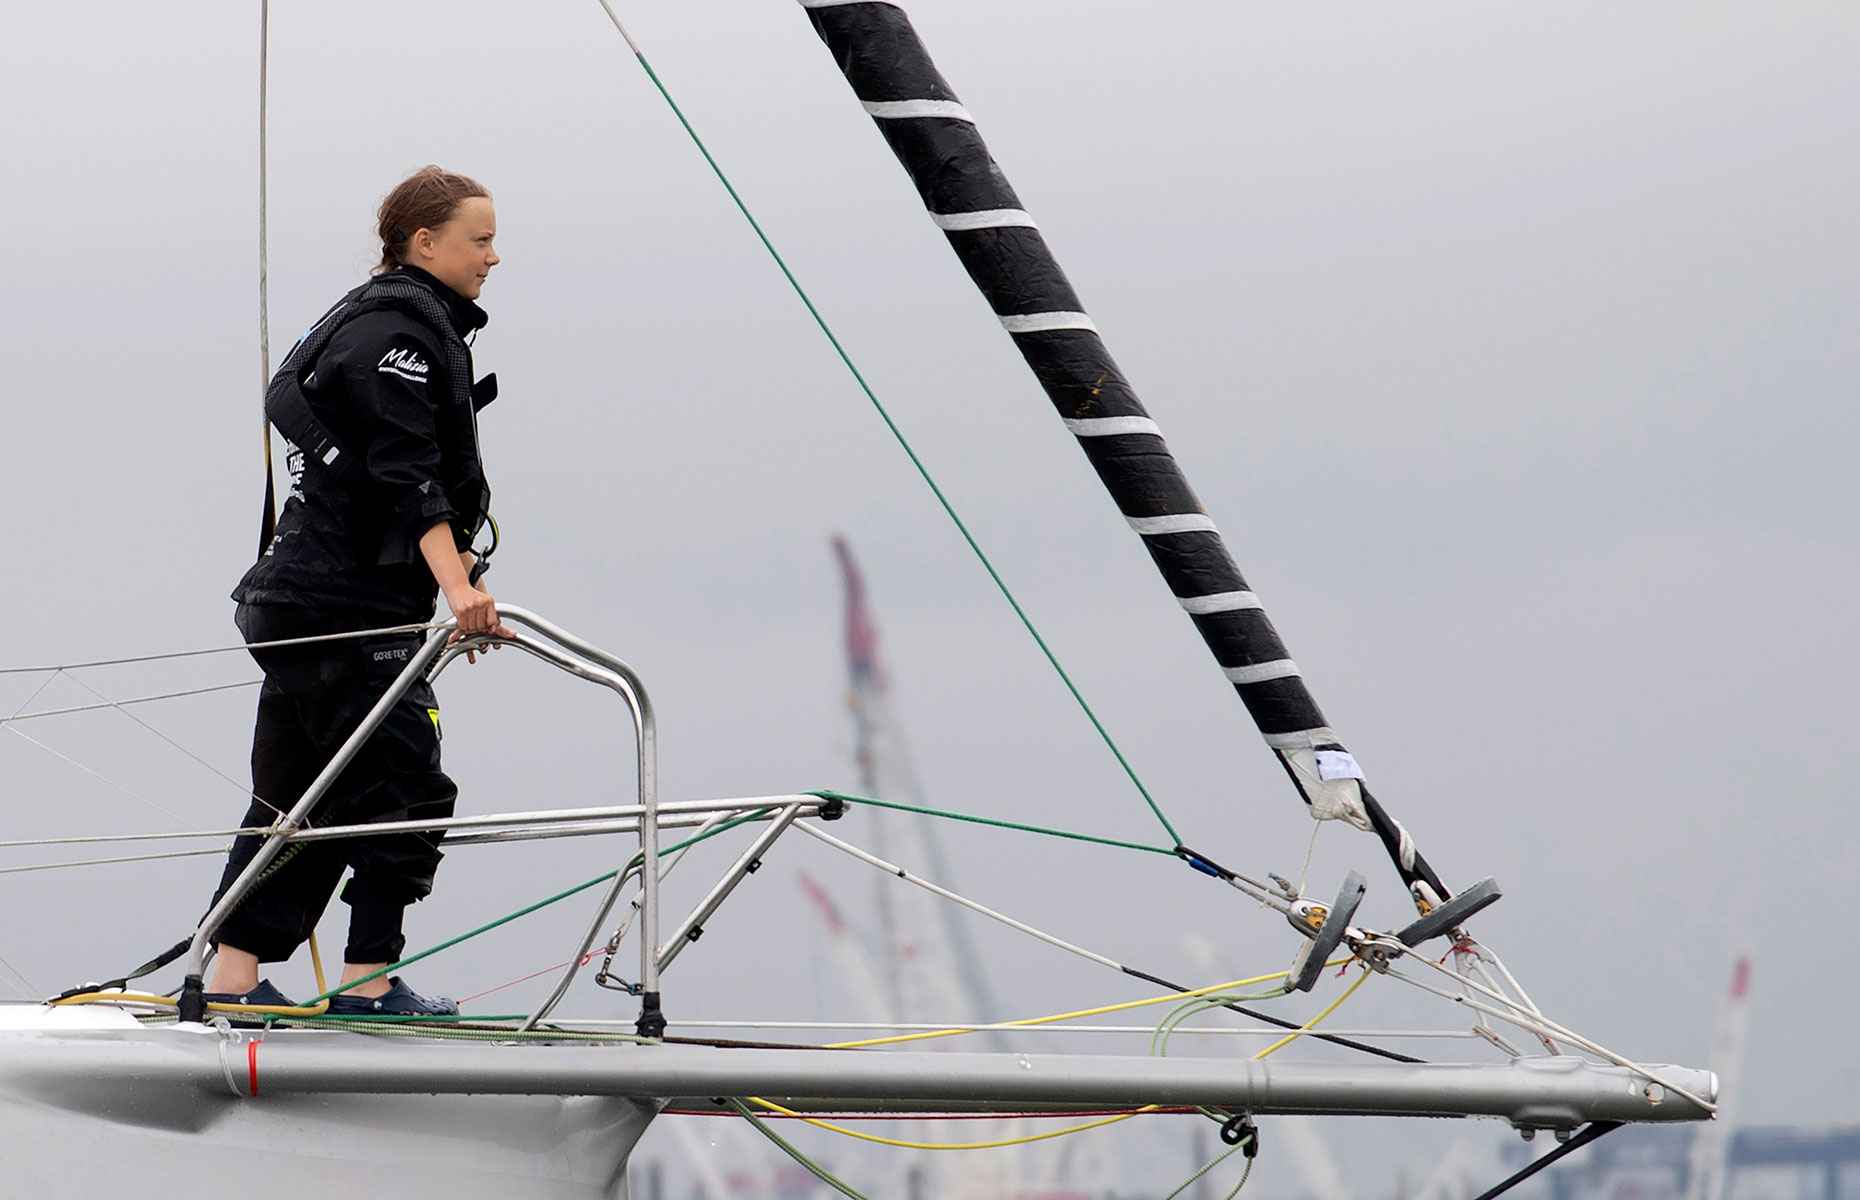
{"left": 3, "top": 0, "right": 1857, "bottom": 1191}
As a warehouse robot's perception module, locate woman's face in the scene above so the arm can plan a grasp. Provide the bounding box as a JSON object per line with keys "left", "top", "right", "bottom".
{"left": 409, "top": 196, "right": 499, "bottom": 299}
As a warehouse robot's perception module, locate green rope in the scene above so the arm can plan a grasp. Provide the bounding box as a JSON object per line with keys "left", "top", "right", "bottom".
{"left": 1150, "top": 986, "right": 1290, "bottom": 1057}
{"left": 814, "top": 790, "right": 1173, "bottom": 856}
{"left": 726, "top": 1098, "right": 879, "bottom": 1200}
{"left": 611, "top": 26, "right": 1181, "bottom": 848}
{"left": 1160, "top": 1135, "right": 1254, "bottom": 1200}
{"left": 300, "top": 810, "right": 771, "bottom": 1007}
{"left": 263, "top": 1015, "right": 653, "bottom": 1043}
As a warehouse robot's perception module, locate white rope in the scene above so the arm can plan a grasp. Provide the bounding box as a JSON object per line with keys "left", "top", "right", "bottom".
{"left": 620, "top": 1020, "right": 1483, "bottom": 1039}
{"left": 1297, "top": 820, "right": 1321, "bottom": 896}
{"left": 593, "top": 0, "right": 644, "bottom": 55}
{"left": 0, "top": 680, "right": 261, "bottom": 727}
{"left": 0, "top": 622, "right": 442, "bottom": 676}
{"left": 1464, "top": 949, "right": 1555, "bottom": 1054}
{"left": 0, "top": 846, "right": 231, "bottom": 877}
{"left": 794, "top": 820, "right": 1124, "bottom": 972}
{"left": 1376, "top": 950, "right": 1715, "bottom": 1113}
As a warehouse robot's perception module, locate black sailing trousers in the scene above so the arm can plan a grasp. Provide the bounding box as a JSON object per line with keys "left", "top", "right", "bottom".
{"left": 209, "top": 604, "right": 457, "bottom": 965}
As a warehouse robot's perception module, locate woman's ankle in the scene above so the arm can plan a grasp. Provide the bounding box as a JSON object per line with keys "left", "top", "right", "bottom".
{"left": 338, "top": 964, "right": 393, "bottom": 999}
{"left": 207, "top": 945, "right": 263, "bottom": 994}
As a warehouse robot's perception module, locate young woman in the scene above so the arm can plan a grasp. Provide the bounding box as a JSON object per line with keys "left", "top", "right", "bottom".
{"left": 203, "top": 167, "right": 511, "bottom": 1015}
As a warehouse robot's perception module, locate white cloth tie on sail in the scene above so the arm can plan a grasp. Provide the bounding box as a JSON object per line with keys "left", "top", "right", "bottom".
{"left": 1178, "top": 590, "right": 1263, "bottom": 615}
{"left": 862, "top": 99, "right": 974, "bottom": 122}
{"left": 1222, "top": 659, "right": 1299, "bottom": 685}
{"left": 932, "top": 209, "right": 1039, "bottom": 231}
{"left": 1127, "top": 513, "right": 1218, "bottom": 536}
{"left": 1262, "top": 726, "right": 1339, "bottom": 751}
{"left": 1000, "top": 311, "right": 1099, "bottom": 334}
{"left": 1064, "top": 416, "right": 1162, "bottom": 438}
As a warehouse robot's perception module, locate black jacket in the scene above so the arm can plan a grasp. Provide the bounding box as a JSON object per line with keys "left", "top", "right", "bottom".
{"left": 235, "top": 266, "right": 494, "bottom": 621}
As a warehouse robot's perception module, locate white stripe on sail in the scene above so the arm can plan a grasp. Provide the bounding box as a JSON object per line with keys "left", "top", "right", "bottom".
{"left": 863, "top": 99, "right": 974, "bottom": 122}
{"left": 1263, "top": 727, "right": 1338, "bottom": 750}
{"left": 932, "top": 209, "right": 1038, "bottom": 232}
{"left": 999, "top": 311, "right": 1097, "bottom": 334}
{"left": 1064, "top": 416, "right": 1162, "bottom": 438}
{"left": 1178, "top": 591, "right": 1261, "bottom": 615}
{"left": 1126, "top": 513, "right": 1217, "bottom": 536}
{"left": 1224, "top": 660, "right": 1301, "bottom": 686}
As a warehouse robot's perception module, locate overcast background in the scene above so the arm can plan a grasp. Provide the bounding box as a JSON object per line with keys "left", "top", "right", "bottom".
{"left": 2, "top": 1, "right": 1856, "bottom": 1194}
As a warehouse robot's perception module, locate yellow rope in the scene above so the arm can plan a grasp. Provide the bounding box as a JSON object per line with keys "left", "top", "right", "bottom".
{"left": 824, "top": 969, "right": 1322, "bottom": 1050}
{"left": 744, "top": 1097, "right": 1161, "bottom": 1150}
{"left": 53, "top": 933, "right": 336, "bottom": 1018}
{"left": 309, "top": 930, "right": 328, "bottom": 997}
{"left": 751, "top": 962, "right": 1370, "bottom": 1152}
{"left": 49, "top": 990, "right": 331, "bottom": 1017}
{"left": 1252, "top": 966, "right": 1370, "bottom": 1060}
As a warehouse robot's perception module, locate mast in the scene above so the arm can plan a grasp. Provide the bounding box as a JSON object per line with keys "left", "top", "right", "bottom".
{"left": 800, "top": 1, "right": 1452, "bottom": 906}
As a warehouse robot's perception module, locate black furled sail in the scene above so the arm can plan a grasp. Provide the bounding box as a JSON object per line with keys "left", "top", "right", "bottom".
{"left": 801, "top": 0, "right": 1455, "bottom": 908}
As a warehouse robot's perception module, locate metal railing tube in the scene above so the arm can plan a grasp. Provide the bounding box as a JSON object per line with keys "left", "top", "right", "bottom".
{"left": 490, "top": 606, "right": 664, "bottom": 1038}
{"left": 655, "top": 802, "right": 805, "bottom": 974}
{"left": 177, "top": 624, "right": 454, "bottom": 1022}
{"left": 279, "top": 796, "right": 823, "bottom": 843}
{"left": 518, "top": 807, "right": 740, "bottom": 1033}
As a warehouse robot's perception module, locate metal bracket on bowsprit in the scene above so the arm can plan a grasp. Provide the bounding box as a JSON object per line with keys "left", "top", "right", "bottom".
{"left": 1286, "top": 871, "right": 1366, "bottom": 993}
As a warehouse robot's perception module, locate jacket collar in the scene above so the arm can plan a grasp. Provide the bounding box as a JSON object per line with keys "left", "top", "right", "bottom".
{"left": 387, "top": 265, "right": 489, "bottom": 337}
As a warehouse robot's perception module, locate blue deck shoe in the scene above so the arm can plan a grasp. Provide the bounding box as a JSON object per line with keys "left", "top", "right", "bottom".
{"left": 202, "top": 979, "right": 297, "bottom": 1009}
{"left": 201, "top": 979, "right": 296, "bottom": 1027}
{"left": 327, "top": 976, "right": 459, "bottom": 1016}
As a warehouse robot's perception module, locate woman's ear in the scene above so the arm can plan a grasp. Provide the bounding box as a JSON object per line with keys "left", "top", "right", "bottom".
{"left": 410, "top": 228, "right": 436, "bottom": 262}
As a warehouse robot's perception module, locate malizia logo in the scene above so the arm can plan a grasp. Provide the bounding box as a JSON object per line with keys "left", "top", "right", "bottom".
{"left": 377, "top": 347, "right": 431, "bottom": 382}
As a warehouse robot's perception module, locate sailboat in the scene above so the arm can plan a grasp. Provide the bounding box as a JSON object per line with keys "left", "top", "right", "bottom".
{"left": 0, "top": 1, "right": 1747, "bottom": 1195}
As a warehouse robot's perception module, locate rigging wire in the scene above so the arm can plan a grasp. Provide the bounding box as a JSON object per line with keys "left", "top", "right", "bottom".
{"left": 257, "top": 0, "right": 279, "bottom": 554}
{"left": 59, "top": 672, "right": 280, "bottom": 816}
{"left": 0, "top": 952, "right": 37, "bottom": 999}
{"left": 0, "top": 681, "right": 261, "bottom": 726}
{"left": 0, "top": 846, "right": 229, "bottom": 878}
{"left": 0, "top": 622, "right": 442, "bottom": 676}
{"left": 589, "top": 0, "right": 1181, "bottom": 847}
{"left": 1466, "top": 1121, "right": 1622, "bottom": 1200}
{"left": 798, "top": 818, "right": 1419, "bottom": 1063}
{"left": 5, "top": 726, "right": 200, "bottom": 831}
{"left": 0, "top": 827, "right": 268, "bottom": 849}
